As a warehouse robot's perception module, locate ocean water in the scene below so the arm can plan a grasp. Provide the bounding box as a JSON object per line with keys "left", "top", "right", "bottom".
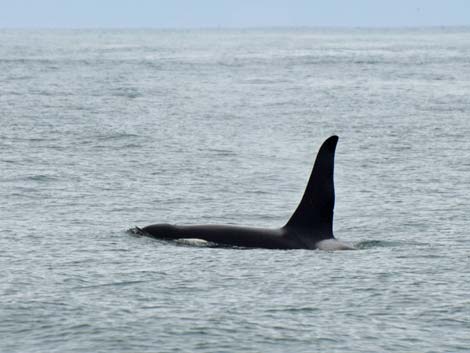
{"left": 1, "top": 28, "right": 470, "bottom": 352}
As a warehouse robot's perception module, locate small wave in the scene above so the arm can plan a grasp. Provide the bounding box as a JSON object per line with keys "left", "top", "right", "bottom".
{"left": 216, "top": 60, "right": 245, "bottom": 68}
{"left": 76, "top": 135, "right": 140, "bottom": 148}
{"left": 205, "top": 148, "right": 237, "bottom": 156}
{"left": 266, "top": 306, "right": 320, "bottom": 313}
{"left": 242, "top": 78, "right": 286, "bottom": 84}
{"left": 121, "top": 143, "right": 142, "bottom": 148}
{"left": 20, "top": 174, "right": 58, "bottom": 182}
{"left": 78, "top": 280, "right": 147, "bottom": 289}
{"left": 111, "top": 88, "right": 142, "bottom": 99}
{"left": 354, "top": 240, "right": 403, "bottom": 249}
{"left": 96, "top": 132, "right": 140, "bottom": 141}
{"left": 8, "top": 75, "right": 34, "bottom": 81}
{"left": 353, "top": 59, "right": 382, "bottom": 65}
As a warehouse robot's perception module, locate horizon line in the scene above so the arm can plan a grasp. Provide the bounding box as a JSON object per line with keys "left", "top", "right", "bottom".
{"left": 1, "top": 25, "right": 469, "bottom": 31}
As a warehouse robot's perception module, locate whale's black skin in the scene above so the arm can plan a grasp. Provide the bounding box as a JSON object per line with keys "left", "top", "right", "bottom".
{"left": 141, "top": 136, "right": 341, "bottom": 250}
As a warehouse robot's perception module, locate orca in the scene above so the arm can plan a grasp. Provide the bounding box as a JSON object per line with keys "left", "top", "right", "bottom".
{"left": 139, "top": 135, "right": 354, "bottom": 250}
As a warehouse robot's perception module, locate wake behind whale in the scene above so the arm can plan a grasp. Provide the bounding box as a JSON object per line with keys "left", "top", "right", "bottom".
{"left": 137, "top": 136, "right": 354, "bottom": 250}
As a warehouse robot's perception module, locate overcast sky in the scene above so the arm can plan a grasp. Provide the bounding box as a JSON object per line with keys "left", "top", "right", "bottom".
{"left": 1, "top": 0, "right": 469, "bottom": 28}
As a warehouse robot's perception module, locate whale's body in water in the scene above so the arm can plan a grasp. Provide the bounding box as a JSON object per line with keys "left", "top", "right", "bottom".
{"left": 140, "top": 136, "right": 353, "bottom": 250}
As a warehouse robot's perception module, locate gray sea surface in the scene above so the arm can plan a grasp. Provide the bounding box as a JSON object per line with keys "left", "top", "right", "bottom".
{"left": 1, "top": 28, "right": 470, "bottom": 353}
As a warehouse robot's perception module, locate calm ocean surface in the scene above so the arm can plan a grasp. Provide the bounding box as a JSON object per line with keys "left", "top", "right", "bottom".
{"left": 1, "top": 28, "right": 470, "bottom": 352}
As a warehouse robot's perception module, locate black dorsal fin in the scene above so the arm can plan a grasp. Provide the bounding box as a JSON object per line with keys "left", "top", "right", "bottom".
{"left": 284, "top": 136, "right": 338, "bottom": 239}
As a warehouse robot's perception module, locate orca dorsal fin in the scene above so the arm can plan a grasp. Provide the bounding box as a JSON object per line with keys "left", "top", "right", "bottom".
{"left": 284, "top": 136, "right": 338, "bottom": 239}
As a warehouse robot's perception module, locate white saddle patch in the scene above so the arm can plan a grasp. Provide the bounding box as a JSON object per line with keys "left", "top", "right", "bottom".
{"left": 316, "top": 239, "right": 355, "bottom": 251}
{"left": 175, "top": 238, "right": 210, "bottom": 247}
